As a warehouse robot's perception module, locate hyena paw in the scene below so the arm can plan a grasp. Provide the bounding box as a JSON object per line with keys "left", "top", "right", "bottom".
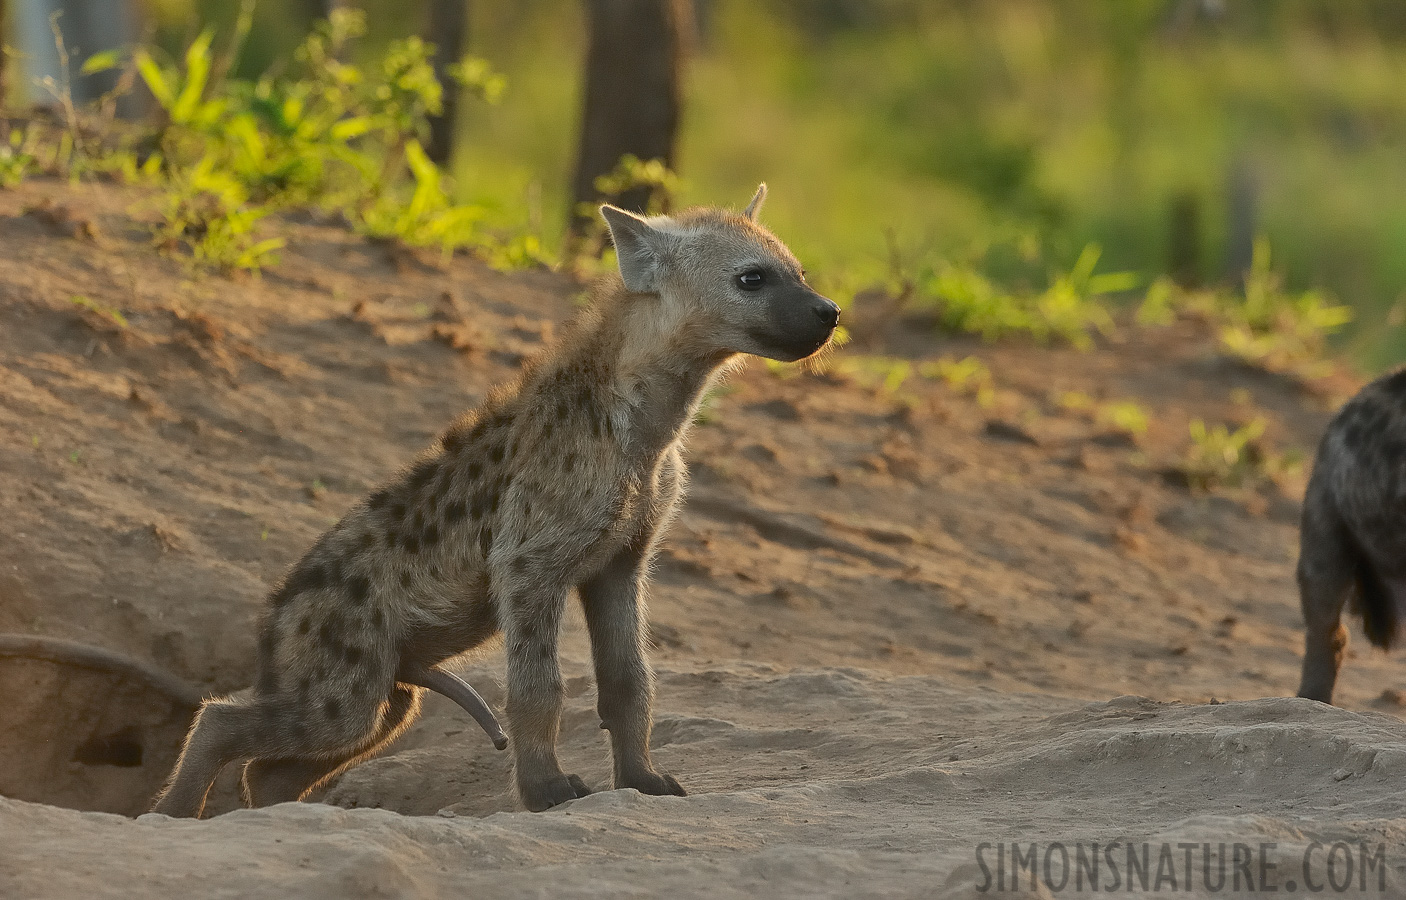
{"left": 520, "top": 773, "right": 592, "bottom": 812}
{"left": 622, "top": 769, "right": 686, "bottom": 797}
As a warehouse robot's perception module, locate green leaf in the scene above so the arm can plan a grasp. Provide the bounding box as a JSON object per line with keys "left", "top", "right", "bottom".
{"left": 134, "top": 50, "right": 174, "bottom": 109}
{"left": 80, "top": 49, "right": 124, "bottom": 76}
{"left": 171, "top": 30, "right": 215, "bottom": 124}
{"left": 329, "top": 116, "right": 376, "bottom": 140}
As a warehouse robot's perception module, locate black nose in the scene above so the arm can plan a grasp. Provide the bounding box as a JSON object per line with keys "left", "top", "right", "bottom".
{"left": 813, "top": 301, "right": 840, "bottom": 328}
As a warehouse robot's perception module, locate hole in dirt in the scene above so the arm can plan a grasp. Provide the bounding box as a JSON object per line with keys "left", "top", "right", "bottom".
{"left": 0, "top": 635, "right": 203, "bottom": 816}
{"left": 73, "top": 726, "right": 145, "bottom": 768}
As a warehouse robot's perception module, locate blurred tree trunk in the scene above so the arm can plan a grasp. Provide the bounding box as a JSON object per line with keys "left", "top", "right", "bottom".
{"left": 567, "top": 0, "right": 690, "bottom": 243}
{"left": 423, "top": 0, "right": 469, "bottom": 167}
{"left": 298, "top": 0, "right": 346, "bottom": 20}
{"left": 1226, "top": 155, "right": 1259, "bottom": 285}
{"left": 1167, "top": 190, "right": 1202, "bottom": 288}
{"left": 0, "top": 0, "right": 9, "bottom": 107}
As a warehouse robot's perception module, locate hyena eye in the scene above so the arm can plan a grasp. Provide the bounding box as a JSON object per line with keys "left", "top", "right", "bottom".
{"left": 736, "top": 269, "right": 766, "bottom": 291}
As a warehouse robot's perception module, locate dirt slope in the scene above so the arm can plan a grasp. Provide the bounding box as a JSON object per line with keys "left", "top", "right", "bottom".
{"left": 1, "top": 178, "right": 1403, "bottom": 898}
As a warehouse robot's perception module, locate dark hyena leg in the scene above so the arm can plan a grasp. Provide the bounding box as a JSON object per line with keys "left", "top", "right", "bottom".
{"left": 502, "top": 585, "right": 589, "bottom": 811}
{"left": 579, "top": 545, "right": 684, "bottom": 798}
{"left": 240, "top": 686, "right": 423, "bottom": 806}
{"left": 1296, "top": 501, "right": 1355, "bottom": 704}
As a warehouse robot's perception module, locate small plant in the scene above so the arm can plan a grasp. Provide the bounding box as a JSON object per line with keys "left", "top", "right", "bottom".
{"left": 590, "top": 155, "right": 681, "bottom": 217}
{"left": 1133, "top": 242, "right": 1351, "bottom": 382}
{"left": 152, "top": 156, "right": 283, "bottom": 273}
{"left": 1215, "top": 240, "right": 1352, "bottom": 381}
{"left": 1179, "top": 418, "right": 1265, "bottom": 491}
{"left": 355, "top": 140, "right": 484, "bottom": 255}
{"left": 79, "top": 8, "right": 507, "bottom": 273}
{"left": 1176, "top": 417, "right": 1300, "bottom": 492}
{"left": 568, "top": 154, "right": 683, "bottom": 270}
{"left": 1056, "top": 391, "right": 1149, "bottom": 438}
{"left": 1098, "top": 400, "right": 1150, "bottom": 438}
{"left": 919, "top": 355, "right": 996, "bottom": 406}
{"left": 70, "top": 295, "right": 129, "bottom": 329}
{"left": 919, "top": 243, "right": 1133, "bottom": 349}
{"left": 832, "top": 354, "right": 914, "bottom": 397}
{"left": 0, "top": 128, "right": 40, "bottom": 188}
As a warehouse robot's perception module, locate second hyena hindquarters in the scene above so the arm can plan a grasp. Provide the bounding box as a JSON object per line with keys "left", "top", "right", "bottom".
{"left": 1297, "top": 368, "right": 1406, "bottom": 704}
{"left": 152, "top": 184, "right": 841, "bottom": 815}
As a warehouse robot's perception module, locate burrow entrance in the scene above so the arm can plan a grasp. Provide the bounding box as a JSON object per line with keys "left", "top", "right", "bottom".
{"left": 0, "top": 634, "right": 202, "bottom": 816}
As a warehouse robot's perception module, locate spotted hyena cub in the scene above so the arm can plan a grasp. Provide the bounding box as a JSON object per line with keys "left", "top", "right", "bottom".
{"left": 152, "top": 185, "right": 841, "bottom": 816}
{"left": 1297, "top": 368, "right": 1406, "bottom": 704}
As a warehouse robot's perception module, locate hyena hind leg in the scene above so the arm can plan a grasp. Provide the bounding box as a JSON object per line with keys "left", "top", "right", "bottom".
{"left": 240, "top": 686, "right": 423, "bottom": 807}
{"left": 1296, "top": 516, "right": 1356, "bottom": 704}
{"left": 150, "top": 695, "right": 275, "bottom": 818}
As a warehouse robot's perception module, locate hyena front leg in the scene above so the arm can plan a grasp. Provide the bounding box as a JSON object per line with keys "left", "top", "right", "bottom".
{"left": 579, "top": 545, "right": 685, "bottom": 798}
{"left": 502, "top": 582, "right": 590, "bottom": 811}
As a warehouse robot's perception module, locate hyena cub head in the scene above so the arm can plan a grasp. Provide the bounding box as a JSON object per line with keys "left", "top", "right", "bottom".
{"left": 600, "top": 184, "right": 840, "bottom": 362}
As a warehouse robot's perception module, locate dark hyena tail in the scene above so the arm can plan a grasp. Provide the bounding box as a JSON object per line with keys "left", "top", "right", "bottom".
{"left": 1350, "top": 539, "right": 1399, "bottom": 650}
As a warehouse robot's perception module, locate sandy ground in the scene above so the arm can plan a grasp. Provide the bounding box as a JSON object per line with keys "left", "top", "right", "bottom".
{"left": 2, "top": 178, "right": 1405, "bottom": 898}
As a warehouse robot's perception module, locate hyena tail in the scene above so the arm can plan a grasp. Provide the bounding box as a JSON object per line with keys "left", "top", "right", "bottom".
{"left": 1349, "top": 539, "right": 1398, "bottom": 650}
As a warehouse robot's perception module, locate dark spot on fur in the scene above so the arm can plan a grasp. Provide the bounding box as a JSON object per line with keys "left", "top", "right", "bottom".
{"left": 359, "top": 532, "right": 375, "bottom": 550}
{"left": 297, "top": 617, "right": 311, "bottom": 635}
{"left": 479, "top": 525, "right": 493, "bottom": 556}
{"left": 346, "top": 575, "right": 371, "bottom": 604}
{"left": 368, "top": 490, "right": 391, "bottom": 510}
{"left": 390, "top": 502, "right": 407, "bottom": 522}
{"left": 384, "top": 530, "right": 399, "bottom": 549}
{"left": 298, "top": 677, "right": 311, "bottom": 695}
{"left": 442, "top": 428, "right": 468, "bottom": 454}
{"left": 400, "top": 571, "right": 413, "bottom": 588}
{"left": 444, "top": 499, "right": 467, "bottom": 523}
{"left": 564, "top": 452, "right": 577, "bottom": 472}
{"left": 486, "top": 490, "right": 500, "bottom": 514}
{"left": 556, "top": 401, "right": 569, "bottom": 420}
{"left": 277, "top": 562, "right": 330, "bottom": 606}
{"left": 319, "top": 615, "right": 343, "bottom": 646}
{"left": 408, "top": 460, "right": 439, "bottom": 491}
{"left": 465, "top": 461, "right": 482, "bottom": 481}
{"left": 324, "top": 698, "right": 341, "bottom": 719}
{"left": 422, "top": 523, "right": 440, "bottom": 546}
{"left": 344, "top": 645, "right": 363, "bottom": 665}
{"left": 523, "top": 500, "right": 533, "bottom": 518}
{"left": 411, "top": 509, "right": 425, "bottom": 533}
{"left": 489, "top": 444, "right": 505, "bottom": 464}
{"left": 371, "top": 608, "right": 385, "bottom": 628}
{"left": 403, "top": 535, "right": 421, "bottom": 554}
{"left": 512, "top": 556, "right": 530, "bottom": 574}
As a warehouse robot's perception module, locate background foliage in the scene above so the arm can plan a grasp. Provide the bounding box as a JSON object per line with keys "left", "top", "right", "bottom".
{"left": 7, "top": 0, "right": 1406, "bottom": 367}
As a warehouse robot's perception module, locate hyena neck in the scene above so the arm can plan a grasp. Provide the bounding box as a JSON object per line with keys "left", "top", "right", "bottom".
{"left": 558, "top": 280, "right": 735, "bottom": 463}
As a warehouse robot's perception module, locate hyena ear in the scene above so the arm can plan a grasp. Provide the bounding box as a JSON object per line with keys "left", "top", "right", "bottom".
{"left": 600, "top": 204, "right": 673, "bottom": 294}
{"left": 743, "top": 183, "right": 767, "bottom": 221}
